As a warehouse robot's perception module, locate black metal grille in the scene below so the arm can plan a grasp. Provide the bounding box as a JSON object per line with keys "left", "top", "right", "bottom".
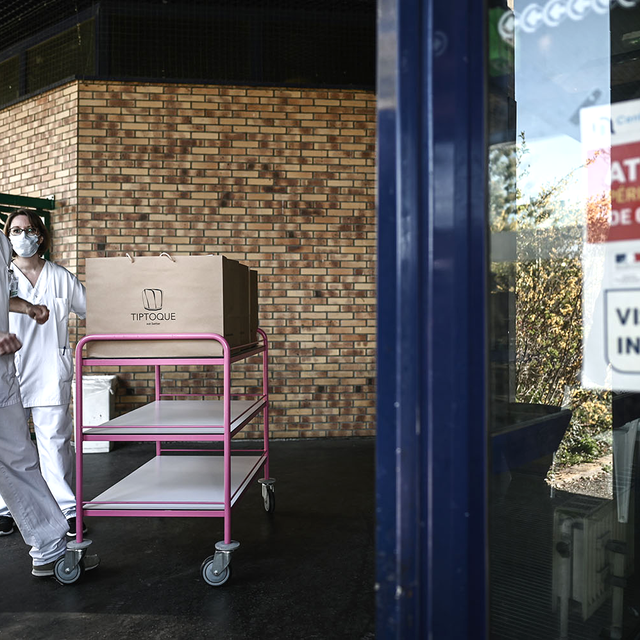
{"left": 0, "top": 0, "right": 375, "bottom": 110}
{"left": 26, "top": 18, "right": 96, "bottom": 94}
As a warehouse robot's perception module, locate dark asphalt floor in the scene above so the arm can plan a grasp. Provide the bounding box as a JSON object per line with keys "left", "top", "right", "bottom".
{"left": 0, "top": 438, "right": 375, "bottom": 640}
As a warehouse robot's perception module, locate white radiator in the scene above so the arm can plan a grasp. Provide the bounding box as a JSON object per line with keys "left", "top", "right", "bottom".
{"left": 552, "top": 494, "right": 634, "bottom": 638}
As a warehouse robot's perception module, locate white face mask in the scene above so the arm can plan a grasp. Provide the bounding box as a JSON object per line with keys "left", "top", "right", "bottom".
{"left": 10, "top": 234, "right": 40, "bottom": 258}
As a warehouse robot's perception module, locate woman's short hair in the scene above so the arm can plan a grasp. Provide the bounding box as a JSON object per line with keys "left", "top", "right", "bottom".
{"left": 3, "top": 208, "right": 50, "bottom": 256}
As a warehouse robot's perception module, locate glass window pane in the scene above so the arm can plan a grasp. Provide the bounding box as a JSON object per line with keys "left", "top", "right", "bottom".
{"left": 488, "top": 2, "right": 640, "bottom": 638}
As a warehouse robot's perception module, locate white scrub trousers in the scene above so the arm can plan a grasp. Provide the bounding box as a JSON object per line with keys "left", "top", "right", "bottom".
{"left": 0, "top": 404, "right": 76, "bottom": 519}
{"left": 0, "top": 401, "right": 68, "bottom": 564}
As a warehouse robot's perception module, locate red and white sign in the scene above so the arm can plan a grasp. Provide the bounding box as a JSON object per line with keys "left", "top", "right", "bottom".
{"left": 582, "top": 99, "right": 640, "bottom": 390}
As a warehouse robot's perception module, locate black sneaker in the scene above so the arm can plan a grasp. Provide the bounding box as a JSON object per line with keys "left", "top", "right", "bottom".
{"left": 66, "top": 517, "right": 88, "bottom": 538}
{"left": 0, "top": 516, "right": 14, "bottom": 536}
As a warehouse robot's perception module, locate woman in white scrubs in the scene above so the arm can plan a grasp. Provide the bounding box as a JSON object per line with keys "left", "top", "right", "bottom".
{"left": 0, "top": 209, "right": 86, "bottom": 538}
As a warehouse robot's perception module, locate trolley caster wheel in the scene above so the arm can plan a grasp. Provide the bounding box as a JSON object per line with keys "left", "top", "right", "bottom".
{"left": 263, "top": 485, "right": 276, "bottom": 513}
{"left": 259, "top": 478, "right": 276, "bottom": 514}
{"left": 54, "top": 557, "right": 84, "bottom": 585}
{"left": 201, "top": 555, "right": 231, "bottom": 587}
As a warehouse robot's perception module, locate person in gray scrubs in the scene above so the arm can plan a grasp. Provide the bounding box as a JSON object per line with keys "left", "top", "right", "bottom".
{"left": 0, "top": 231, "right": 98, "bottom": 577}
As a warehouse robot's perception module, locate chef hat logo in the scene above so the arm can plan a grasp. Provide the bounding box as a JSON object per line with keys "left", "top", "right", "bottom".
{"left": 142, "top": 288, "right": 163, "bottom": 311}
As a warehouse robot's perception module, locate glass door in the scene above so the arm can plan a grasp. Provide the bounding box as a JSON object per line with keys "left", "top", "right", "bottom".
{"left": 488, "top": 2, "right": 640, "bottom": 638}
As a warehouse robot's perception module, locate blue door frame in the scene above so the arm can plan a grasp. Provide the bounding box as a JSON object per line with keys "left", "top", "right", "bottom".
{"left": 376, "top": 0, "right": 488, "bottom": 637}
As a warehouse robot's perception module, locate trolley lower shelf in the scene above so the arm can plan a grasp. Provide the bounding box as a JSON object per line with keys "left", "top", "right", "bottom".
{"left": 83, "top": 454, "right": 266, "bottom": 513}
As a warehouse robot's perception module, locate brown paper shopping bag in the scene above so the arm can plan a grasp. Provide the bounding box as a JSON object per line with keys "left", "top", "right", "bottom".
{"left": 85, "top": 254, "right": 258, "bottom": 358}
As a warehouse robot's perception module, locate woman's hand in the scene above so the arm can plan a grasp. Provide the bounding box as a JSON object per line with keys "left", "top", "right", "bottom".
{"left": 26, "top": 303, "right": 49, "bottom": 325}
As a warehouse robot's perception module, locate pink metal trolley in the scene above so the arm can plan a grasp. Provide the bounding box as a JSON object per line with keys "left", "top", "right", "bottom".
{"left": 60, "top": 329, "right": 274, "bottom": 587}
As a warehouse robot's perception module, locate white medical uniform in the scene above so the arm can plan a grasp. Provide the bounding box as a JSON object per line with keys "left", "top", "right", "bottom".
{"left": 0, "top": 235, "right": 68, "bottom": 564}
{"left": 0, "top": 259, "right": 86, "bottom": 519}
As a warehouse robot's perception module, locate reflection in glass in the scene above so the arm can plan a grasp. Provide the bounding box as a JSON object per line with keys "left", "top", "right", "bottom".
{"left": 488, "top": 2, "right": 640, "bottom": 638}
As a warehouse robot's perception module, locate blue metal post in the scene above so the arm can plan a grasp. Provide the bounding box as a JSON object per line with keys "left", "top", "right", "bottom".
{"left": 376, "top": 0, "right": 488, "bottom": 637}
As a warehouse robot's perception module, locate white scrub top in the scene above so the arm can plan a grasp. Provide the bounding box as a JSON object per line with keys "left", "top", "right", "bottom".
{"left": 0, "top": 235, "right": 21, "bottom": 407}
{"left": 9, "top": 259, "right": 86, "bottom": 408}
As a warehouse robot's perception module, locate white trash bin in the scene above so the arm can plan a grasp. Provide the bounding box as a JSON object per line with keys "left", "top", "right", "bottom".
{"left": 77, "top": 375, "right": 118, "bottom": 453}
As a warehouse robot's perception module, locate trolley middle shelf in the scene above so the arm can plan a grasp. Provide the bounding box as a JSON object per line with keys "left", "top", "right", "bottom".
{"left": 82, "top": 397, "right": 267, "bottom": 440}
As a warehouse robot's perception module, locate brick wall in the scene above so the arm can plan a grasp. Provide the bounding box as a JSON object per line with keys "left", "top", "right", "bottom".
{"left": 0, "top": 80, "right": 377, "bottom": 438}
{"left": 0, "top": 84, "right": 80, "bottom": 270}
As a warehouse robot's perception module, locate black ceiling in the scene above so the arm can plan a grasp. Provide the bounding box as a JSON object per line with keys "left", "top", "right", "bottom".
{"left": 0, "top": 0, "right": 375, "bottom": 52}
